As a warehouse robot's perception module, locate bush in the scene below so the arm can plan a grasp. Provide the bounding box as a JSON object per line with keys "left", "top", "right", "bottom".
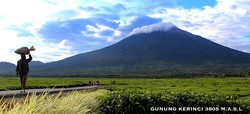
{"left": 100, "top": 90, "right": 249, "bottom": 114}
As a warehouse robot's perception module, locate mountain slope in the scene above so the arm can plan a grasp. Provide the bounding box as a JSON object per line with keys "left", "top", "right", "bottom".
{"left": 30, "top": 61, "right": 45, "bottom": 66}
{"left": 0, "top": 62, "right": 16, "bottom": 74}
{"left": 0, "top": 61, "right": 44, "bottom": 75}
{"left": 31, "top": 27, "right": 250, "bottom": 75}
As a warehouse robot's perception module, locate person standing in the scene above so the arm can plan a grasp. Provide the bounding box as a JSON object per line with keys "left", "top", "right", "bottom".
{"left": 16, "top": 54, "right": 32, "bottom": 92}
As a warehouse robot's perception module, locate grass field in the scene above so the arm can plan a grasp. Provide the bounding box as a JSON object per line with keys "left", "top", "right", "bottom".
{"left": 0, "top": 77, "right": 88, "bottom": 91}
{"left": 1, "top": 77, "right": 250, "bottom": 97}
{"left": 105, "top": 77, "right": 250, "bottom": 94}
{"left": 0, "top": 77, "right": 249, "bottom": 113}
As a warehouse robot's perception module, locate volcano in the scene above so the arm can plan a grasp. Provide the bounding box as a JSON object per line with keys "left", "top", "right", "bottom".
{"left": 2, "top": 23, "right": 250, "bottom": 76}
{"left": 29, "top": 23, "right": 250, "bottom": 76}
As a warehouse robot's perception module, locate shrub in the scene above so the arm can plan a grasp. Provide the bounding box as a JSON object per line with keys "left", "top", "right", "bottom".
{"left": 100, "top": 90, "right": 248, "bottom": 114}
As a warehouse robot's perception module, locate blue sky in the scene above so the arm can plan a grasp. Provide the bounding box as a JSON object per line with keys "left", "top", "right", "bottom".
{"left": 175, "top": 0, "right": 216, "bottom": 9}
{"left": 0, "top": 0, "right": 250, "bottom": 64}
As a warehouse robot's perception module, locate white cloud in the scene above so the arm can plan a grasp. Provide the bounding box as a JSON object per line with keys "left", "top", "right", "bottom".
{"left": 119, "top": 16, "right": 137, "bottom": 27}
{"left": 149, "top": 0, "right": 250, "bottom": 53}
{"left": 107, "top": 37, "right": 114, "bottom": 42}
{"left": 57, "top": 39, "right": 73, "bottom": 50}
{"left": 114, "top": 30, "right": 121, "bottom": 37}
{"left": 0, "top": 28, "right": 76, "bottom": 64}
{"left": 0, "top": 0, "right": 53, "bottom": 25}
{"left": 84, "top": 24, "right": 119, "bottom": 42}
{"left": 31, "top": 39, "right": 77, "bottom": 63}
{"left": 0, "top": 0, "right": 80, "bottom": 64}
{"left": 86, "top": 25, "right": 99, "bottom": 32}
{"left": 130, "top": 22, "right": 176, "bottom": 35}
{"left": 0, "top": 27, "right": 39, "bottom": 63}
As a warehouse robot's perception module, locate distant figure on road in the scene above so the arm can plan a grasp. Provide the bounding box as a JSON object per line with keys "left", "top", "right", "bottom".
{"left": 96, "top": 80, "right": 100, "bottom": 86}
{"left": 16, "top": 54, "right": 32, "bottom": 92}
{"left": 88, "top": 81, "right": 92, "bottom": 86}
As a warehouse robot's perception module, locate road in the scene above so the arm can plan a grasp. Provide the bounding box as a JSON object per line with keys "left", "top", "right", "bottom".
{"left": 0, "top": 85, "right": 103, "bottom": 98}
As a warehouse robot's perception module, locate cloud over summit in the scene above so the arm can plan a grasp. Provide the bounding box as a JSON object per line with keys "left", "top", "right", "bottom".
{"left": 130, "top": 22, "right": 176, "bottom": 35}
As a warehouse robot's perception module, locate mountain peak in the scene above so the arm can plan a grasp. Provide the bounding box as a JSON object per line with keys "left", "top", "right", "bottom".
{"left": 130, "top": 22, "right": 176, "bottom": 35}
{"left": 30, "top": 61, "right": 45, "bottom": 66}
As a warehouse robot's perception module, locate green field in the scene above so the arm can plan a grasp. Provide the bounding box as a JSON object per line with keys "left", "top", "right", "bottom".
{"left": 0, "top": 77, "right": 250, "bottom": 113}
{"left": 0, "top": 77, "right": 88, "bottom": 91}
{"left": 1, "top": 77, "right": 250, "bottom": 97}
{"left": 1, "top": 77, "right": 249, "bottom": 94}
{"left": 105, "top": 78, "right": 250, "bottom": 96}
{"left": 100, "top": 77, "right": 250, "bottom": 113}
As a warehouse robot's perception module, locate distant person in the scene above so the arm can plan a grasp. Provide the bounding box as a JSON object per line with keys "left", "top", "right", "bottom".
{"left": 89, "top": 81, "right": 91, "bottom": 86}
{"left": 16, "top": 54, "right": 32, "bottom": 92}
{"left": 96, "top": 80, "right": 100, "bottom": 86}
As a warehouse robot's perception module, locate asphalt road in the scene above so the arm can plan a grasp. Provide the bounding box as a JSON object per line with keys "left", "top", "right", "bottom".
{"left": 0, "top": 85, "right": 102, "bottom": 98}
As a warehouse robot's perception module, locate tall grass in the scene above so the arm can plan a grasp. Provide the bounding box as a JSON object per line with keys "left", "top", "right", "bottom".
{"left": 0, "top": 90, "right": 106, "bottom": 114}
